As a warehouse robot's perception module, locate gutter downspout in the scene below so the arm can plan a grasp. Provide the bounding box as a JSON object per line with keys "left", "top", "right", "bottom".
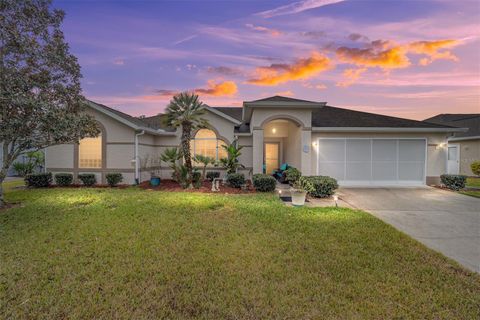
{"left": 134, "top": 130, "right": 145, "bottom": 184}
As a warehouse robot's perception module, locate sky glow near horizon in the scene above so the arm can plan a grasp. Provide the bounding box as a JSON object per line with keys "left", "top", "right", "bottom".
{"left": 56, "top": 0, "right": 480, "bottom": 120}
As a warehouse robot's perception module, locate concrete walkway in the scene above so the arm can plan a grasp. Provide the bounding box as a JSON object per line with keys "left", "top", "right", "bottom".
{"left": 337, "top": 187, "right": 480, "bottom": 273}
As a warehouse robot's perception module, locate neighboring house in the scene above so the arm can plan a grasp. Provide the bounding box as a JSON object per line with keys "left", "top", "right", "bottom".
{"left": 424, "top": 114, "right": 479, "bottom": 176}
{"left": 45, "top": 96, "right": 463, "bottom": 186}
{"left": 0, "top": 144, "right": 32, "bottom": 177}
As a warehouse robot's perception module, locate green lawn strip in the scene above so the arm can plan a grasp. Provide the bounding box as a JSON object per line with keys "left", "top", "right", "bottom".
{"left": 460, "top": 190, "right": 480, "bottom": 198}
{"left": 1, "top": 187, "right": 479, "bottom": 319}
{"left": 466, "top": 177, "right": 480, "bottom": 188}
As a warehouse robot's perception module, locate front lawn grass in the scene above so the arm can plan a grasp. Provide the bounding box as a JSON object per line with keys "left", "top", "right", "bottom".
{"left": 1, "top": 185, "right": 479, "bottom": 319}
{"left": 460, "top": 177, "right": 480, "bottom": 198}
{"left": 466, "top": 177, "right": 480, "bottom": 188}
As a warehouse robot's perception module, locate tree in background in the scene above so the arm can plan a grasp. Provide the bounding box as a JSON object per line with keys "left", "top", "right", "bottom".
{"left": 0, "top": 0, "right": 99, "bottom": 206}
{"left": 164, "top": 92, "right": 209, "bottom": 187}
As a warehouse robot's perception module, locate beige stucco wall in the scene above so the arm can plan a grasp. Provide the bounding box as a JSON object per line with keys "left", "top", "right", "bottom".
{"left": 45, "top": 144, "right": 74, "bottom": 168}
{"left": 310, "top": 132, "right": 449, "bottom": 184}
{"left": 456, "top": 139, "right": 480, "bottom": 176}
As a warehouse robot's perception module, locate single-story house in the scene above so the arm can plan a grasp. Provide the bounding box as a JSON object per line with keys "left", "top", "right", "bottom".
{"left": 45, "top": 96, "right": 465, "bottom": 186}
{"left": 424, "top": 114, "right": 479, "bottom": 176}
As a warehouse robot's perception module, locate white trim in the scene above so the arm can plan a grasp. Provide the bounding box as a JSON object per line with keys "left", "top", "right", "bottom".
{"left": 202, "top": 106, "right": 242, "bottom": 125}
{"left": 86, "top": 101, "right": 176, "bottom": 136}
{"left": 316, "top": 137, "right": 427, "bottom": 187}
{"left": 312, "top": 127, "right": 466, "bottom": 133}
{"left": 448, "top": 135, "right": 480, "bottom": 142}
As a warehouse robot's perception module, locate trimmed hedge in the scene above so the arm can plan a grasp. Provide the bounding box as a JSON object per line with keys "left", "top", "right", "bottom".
{"left": 284, "top": 167, "right": 301, "bottom": 185}
{"left": 206, "top": 171, "right": 221, "bottom": 182}
{"left": 471, "top": 161, "right": 480, "bottom": 176}
{"left": 25, "top": 172, "right": 52, "bottom": 188}
{"left": 440, "top": 174, "right": 466, "bottom": 191}
{"left": 226, "top": 173, "right": 245, "bottom": 188}
{"left": 54, "top": 173, "right": 73, "bottom": 186}
{"left": 106, "top": 173, "right": 123, "bottom": 187}
{"left": 78, "top": 173, "right": 96, "bottom": 186}
{"left": 252, "top": 174, "right": 276, "bottom": 192}
{"left": 299, "top": 176, "right": 338, "bottom": 198}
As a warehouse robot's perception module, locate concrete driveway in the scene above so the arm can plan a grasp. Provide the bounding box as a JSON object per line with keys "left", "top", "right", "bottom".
{"left": 338, "top": 187, "right": 480, "bottom": 273}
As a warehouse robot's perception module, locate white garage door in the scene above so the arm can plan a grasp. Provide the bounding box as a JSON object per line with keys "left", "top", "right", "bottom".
{"left": 317, "top": 138, "right": 426, "bottom": 186}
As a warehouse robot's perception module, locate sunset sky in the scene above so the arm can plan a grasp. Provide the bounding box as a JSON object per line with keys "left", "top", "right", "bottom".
{"left": 56, "top": 0, "right": 480, "bottom": 120}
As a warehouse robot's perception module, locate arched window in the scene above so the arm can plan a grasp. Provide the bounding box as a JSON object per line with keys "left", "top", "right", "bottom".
{"left": 79, "top": 134, "right": 102, "bottom": 168}
{"left": 192, "top": 129, "right": 227, "bottom": 162}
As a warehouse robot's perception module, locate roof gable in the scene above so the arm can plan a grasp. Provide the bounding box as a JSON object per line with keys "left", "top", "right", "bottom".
{"left": 424, "top": 114, "right": 479, "bottom": 137}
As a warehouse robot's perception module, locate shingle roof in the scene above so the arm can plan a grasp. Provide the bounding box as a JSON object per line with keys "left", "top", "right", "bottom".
{"left": 212, "top": 107, "right": 243, "bottom": 121}
{"left": 246, "top": 95, "right": 323, "bottom": 104}
{"left": 312, "top": 106, "right": 457, "bottom": 128}
{"left": 138, "top": 114, "right": 176, "bottom": 132}
{"left": 88, "top": 100, "right": 150, "bottom": 128}
{"left": 424, "top": 114, "right": 479, "bottom": 137}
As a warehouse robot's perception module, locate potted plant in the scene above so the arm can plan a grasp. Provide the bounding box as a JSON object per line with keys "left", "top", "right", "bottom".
{"left": 290, "top": 181, "right": 307, "bottom": 206}
{"left": 150, "top": 171, "right": 161, "bottom": 186}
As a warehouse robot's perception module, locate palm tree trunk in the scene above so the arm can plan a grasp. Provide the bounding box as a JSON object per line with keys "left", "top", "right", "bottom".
{"left": 181, "top": 122, "right": 193, "bottom": 187}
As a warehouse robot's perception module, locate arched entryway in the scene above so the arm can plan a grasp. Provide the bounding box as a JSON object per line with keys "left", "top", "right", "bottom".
{"left": 262, "top": 118, "right": 302, "bottom": 174}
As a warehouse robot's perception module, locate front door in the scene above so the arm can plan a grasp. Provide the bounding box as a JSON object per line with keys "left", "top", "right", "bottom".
{"left": 447, "top": 144, "right": 460, "bottom": 174}
{"left": 264, "top": 143, "right": 279, "bottom": 174}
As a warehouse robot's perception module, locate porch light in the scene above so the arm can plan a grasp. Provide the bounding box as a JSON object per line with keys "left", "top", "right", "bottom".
{"left": 312, "top": 141, "right": 317, "bottom": 147}
{"left": 438, "top": 142, "right": 447, "bottom": 149}
{"left": 272, "top": 128, "right": 276, "bottom": 134}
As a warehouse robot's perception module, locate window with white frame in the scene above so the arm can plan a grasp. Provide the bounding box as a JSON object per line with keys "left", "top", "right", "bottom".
{"left": 191, "top": 129, "right": 227, "bottom": 163}
{"left": 79, "top": 135, "right": 102, "bottom": 168}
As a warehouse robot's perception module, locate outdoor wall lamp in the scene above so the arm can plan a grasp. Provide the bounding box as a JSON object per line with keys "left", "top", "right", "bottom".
{"left": 272, "top": 128, "right": 276, "bottom": 134}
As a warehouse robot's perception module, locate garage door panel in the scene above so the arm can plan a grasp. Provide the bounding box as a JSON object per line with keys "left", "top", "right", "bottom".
{"left": 318, "top": 140, "right": 345, "bottom": 162}
{"left": 318, "top": 138, "right": 425, "bottom": 186}
{"left": 346, "top": 162, "right": 372, "bottom": 180}
{"left": 346, "top": 139, "right": 371, "bottom": 161}
{"left": 398, "top": 140, "right": 425, "bottom": 161}
{"left": 373, "top": 140, "right": 397, "bottom": 161}
{"left": 398, "top": 162, "right": 424, "bottom": 181}
{"left": 318, "top": 162, "right": 344, "bottom": 180}
{"left": 372, "top": 162, "right": 397, "bottom": 180}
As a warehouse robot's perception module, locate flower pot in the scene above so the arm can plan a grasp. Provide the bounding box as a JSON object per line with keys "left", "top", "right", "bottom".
{"left": 291, "top": 189, "right": 307, "bottom": 206}
{"left": 150, "top": 176, "right": 161, "bottom": 186}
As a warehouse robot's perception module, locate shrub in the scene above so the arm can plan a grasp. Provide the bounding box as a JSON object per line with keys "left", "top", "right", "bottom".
{"left": 106, "top": 173, "right": 123, "bottom": 187}
{"left": 226, "top": 173, "right": 245, "bottom": 188}
{"left": 471, "top": 161, "right": 480, "bottom": 176}
{"left": 25, "top": 172, "right": 52, "bottom": 188}
{"left": 13, "top": 162, "right": 35, "bottom": 177}
{"left": 192, "top": 170, "right": 202, "bottom": 189}
{"left": 440, "top": 174, "right": 467, "bottom": 191}
{"left": 206, "top": 171, "right": 221, "bottom": 182}
{"left": 252, "top": 174, "right": 276, "bottom": 192}
{"left": 78, "top": 173, "right": 96, "bottom": 186}
{"left": 54, "top": 173, "right": 73, "bottom": 186}
{"left": 284, "top": 167, "right": 301, "bottom": 185}
{"left": 299, "top": 176, "right": 338, "bottom": 198}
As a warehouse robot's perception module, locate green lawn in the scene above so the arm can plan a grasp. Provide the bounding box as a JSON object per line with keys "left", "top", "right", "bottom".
{"left": 1, "top": 182, "right": 479, "bottom": 319}
{"left": 461, "top": 177, "right": 480, "bottom": 198}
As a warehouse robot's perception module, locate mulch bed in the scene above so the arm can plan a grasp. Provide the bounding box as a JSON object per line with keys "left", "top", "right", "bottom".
{"left": 139, "top": 179, "right": 256, "bottom": 194}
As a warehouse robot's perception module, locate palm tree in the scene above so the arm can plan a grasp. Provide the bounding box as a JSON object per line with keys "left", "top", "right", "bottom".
{"left": 194, "top": 154, "right": 215, "bottom": 180}
{"left": 165, "top": 92, "right": 209, "bottom": 185}
{"left": 219, "top": 141, "right": 245, "bottom": 174}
